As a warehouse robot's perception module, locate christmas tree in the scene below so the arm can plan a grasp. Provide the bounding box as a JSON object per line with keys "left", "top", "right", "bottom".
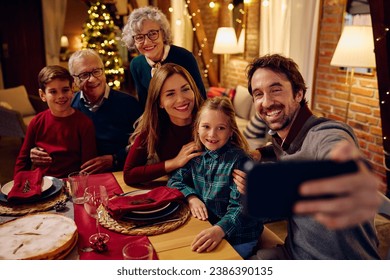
{"left": 81, "top": 1, "right": 124, "bottom": 89}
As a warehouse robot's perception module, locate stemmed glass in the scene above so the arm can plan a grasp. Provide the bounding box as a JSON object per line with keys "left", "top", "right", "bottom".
{"left": 84, "top": 185, "right": 110, "bottom": 244}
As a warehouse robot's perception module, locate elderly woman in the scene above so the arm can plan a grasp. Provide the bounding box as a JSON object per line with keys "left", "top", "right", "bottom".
{"left": 122, "top": 6, "right": 206, "bottom": 109}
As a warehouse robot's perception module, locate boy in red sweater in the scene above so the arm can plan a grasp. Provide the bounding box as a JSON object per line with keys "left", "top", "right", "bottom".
{"left": 14, "top": 65, "right": 97, "bottom": 178}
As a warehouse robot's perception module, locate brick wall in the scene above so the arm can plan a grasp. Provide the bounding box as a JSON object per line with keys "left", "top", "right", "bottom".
{"left": 314, "top": 0, "right": 385, "bottom": 184}
{"left": 223, "top": 0, "right": 260, "bottom": 89}
{"left": 196, "top": 0, "right": 385, "bottom": 185}
{"left": 195, "top": 0, "right": 260, "bottom": 89}
{"left": 217, "top": 0, "right": 386, "bottom": 185}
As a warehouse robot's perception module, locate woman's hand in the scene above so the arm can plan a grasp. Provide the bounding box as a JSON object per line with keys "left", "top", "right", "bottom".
{"left": 165, "top": 141, "right": 202, "bottom": 172}
{"left": 30, "top": 147, "right": 52, "bottom": 166}
{"left": 187, "top": 195, "right": 208, "bottom": 220}
{"left": 294, "top": 140, "right": 382, "bottom": 229}
{"left": 233, "top": 169, "right": 247, "bottom": 195}
{"left": 191, "top": 225, "right": 225, "bottom": 253}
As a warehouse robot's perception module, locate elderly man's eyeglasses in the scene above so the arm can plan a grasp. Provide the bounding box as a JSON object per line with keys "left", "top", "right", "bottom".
{"left": 133, "top": 29, "right": 160, "bottom": 44}
{"left": 73, "top": 68, "right": 104, "bottom": 82}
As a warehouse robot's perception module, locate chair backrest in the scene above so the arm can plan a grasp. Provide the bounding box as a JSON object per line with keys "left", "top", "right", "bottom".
{"left": 233, "top": 85, "right": 255, "bottom": 120}
{"left": 0, "top": 85, "right": 36, "bottom": 117}
{"left": 0, "top": 106, "right": 27, "bottom": 138}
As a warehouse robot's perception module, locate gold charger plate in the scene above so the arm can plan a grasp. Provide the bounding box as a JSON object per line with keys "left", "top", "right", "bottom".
{"left": 99, "top": 202, "right": 190, "bottom": 236}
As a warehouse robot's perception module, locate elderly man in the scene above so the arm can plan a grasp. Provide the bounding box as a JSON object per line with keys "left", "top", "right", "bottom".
{"left": 30, "top": 49, "right": 142, "bottom": 173}
{"left": 233, "top": 54, "right": 382, "bottom": 259}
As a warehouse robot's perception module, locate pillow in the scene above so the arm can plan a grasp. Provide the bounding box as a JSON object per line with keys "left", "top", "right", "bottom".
{"left": 0, "top": 85, "right": 36, "bottom": 116}
{"left": 243, "top": 114, "right": 267, "bottom": 140}
{"left": 206, "top": 87, "right": 235, "bottom": 100}
{"left": 233, "top": 85, "right": 253, "bottom": 120}
{"left": 0, "top": 101, "right": 12, "bottom": 110}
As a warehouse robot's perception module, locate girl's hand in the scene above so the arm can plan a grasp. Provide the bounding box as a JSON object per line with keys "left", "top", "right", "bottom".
{"left": 187, "top": 195, "right": 208, "bottom": 220}
{"left": 191, "top": 225, "right": 225, "bottom": 253}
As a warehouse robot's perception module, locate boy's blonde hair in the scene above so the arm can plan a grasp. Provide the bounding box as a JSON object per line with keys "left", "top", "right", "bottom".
{"left": 194, "top": 96, "right": 249, "bottom": 153}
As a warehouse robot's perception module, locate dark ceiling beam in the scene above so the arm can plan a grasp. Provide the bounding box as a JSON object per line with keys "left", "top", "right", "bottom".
{"left": 368, "top": 0, "right": 390, "bottom": 196}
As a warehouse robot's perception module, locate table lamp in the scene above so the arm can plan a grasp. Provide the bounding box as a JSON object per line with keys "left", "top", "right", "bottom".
{"left": 330, "top": 25, "right": 376, "bottom": 121}
{"left": 213, "top": 27, "right": 239, "bottom": 84}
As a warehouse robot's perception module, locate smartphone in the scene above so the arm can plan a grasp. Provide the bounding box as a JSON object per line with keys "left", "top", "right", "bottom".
{"left": 243, "top": 160, "right": 359, "bottom": 220}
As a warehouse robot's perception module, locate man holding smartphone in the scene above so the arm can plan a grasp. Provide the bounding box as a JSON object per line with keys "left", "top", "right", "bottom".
{"left": 233, "top": 54, "right": 382, "bottom": 259}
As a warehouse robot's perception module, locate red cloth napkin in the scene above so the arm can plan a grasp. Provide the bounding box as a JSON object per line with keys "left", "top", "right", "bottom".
{"left": 73, "top": 173, "right": 158, "bottom": 260}
{"left": 7, "top": 169, "right": 43, "bottom": 202}
{"left": 107, "top": 186, "right": 184, "bottom": 219}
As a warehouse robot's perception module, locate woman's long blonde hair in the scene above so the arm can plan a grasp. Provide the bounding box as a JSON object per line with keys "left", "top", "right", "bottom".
{"left": 193, "top": 96, "right": 249, "bottom": 153}
{"left": 130, "top": 63, "right": 204, "bottom": 160}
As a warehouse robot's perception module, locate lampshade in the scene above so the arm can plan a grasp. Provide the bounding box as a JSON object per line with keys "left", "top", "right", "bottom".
{"left": 212, "top": 27, "right": 239, "bottom": 54}
{"left": 60, "top": 35, "right": 69, "bottom": 48}
{"left": 330, "top": 25, "right": 376, "bottom": 68}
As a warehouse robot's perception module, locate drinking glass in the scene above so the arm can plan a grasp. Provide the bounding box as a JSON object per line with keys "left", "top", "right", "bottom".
{"left": 122, "top": 242, "right": 154, "bottom": 260}
{"left": 68, "top": 171, "right": 89, "bottom": 204}
{"left": 84, "top": 185, "right": 110, "bottom": 244}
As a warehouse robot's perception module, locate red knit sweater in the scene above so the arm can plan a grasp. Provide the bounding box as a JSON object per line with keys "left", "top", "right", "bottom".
{"left": 14, "top": 109, "right": 97, "bottom": 178}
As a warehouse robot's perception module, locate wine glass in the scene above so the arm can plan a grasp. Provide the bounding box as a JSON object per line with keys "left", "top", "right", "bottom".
{"left": 84, "top": 185, "right": 110, "bottom": 245}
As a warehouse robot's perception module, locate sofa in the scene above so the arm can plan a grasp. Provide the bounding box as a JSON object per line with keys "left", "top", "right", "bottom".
{"left": 0, "top": 85, "right": 46, "bottom": 139}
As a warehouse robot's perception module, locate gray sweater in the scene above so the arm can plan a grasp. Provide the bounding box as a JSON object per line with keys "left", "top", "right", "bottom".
{"left": 269, "top": 106, "right": 380, "bottom": 259}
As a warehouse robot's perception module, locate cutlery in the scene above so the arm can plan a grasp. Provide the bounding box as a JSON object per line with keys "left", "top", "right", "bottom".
{"left": 113, "top": 190, "right": 136, "bottom": 197}
{"left": 129, "top": 217, "right": 181, "bottom": 229}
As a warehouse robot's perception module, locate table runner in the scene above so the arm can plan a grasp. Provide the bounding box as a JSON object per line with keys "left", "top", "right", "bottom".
{"left": 73, "top": 173, "right": 158, "bottom": 260}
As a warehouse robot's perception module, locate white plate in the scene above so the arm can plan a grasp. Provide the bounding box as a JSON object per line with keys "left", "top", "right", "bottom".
{"left": 1, "top": 177, "right": 52, "bottom": 195}
{"left": 124, "top": 189, "right": 171, "bottom": 214}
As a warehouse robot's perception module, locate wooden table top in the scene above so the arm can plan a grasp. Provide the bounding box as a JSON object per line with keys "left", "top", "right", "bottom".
{"left": 112, "top": 171, "right": 242, "bottom": 260}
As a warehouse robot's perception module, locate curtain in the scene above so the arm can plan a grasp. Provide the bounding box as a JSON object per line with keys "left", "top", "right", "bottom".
{"left": 41, "top": 0, "right": 67, "bottom": 65}
{"left": 170, "top": 0, "right": 193, "bottom": 51}
{"left": 259, "top": 0, "right": 320, "bottom": 106}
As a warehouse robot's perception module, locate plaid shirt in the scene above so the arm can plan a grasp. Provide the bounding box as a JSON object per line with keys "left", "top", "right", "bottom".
{"left": 168, "top": 143, "right": 263, "bottom": 245}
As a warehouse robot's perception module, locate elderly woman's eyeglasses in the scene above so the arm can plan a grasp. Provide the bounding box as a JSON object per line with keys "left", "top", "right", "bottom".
{"left": 73, "top": 68, "right": 104, "bottom": 82}
{"left": 133, "top": 29, "right": 160, "bottom": 44}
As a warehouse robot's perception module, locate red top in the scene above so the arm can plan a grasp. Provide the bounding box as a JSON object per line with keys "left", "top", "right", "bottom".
{"left": 14, "top": 109, "right": 97, "bottom": 178}
{"left": 123, "top": 122, "right": 192, "bottom": 185}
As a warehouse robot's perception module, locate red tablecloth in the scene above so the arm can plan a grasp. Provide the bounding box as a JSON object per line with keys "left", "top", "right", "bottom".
{"left": 73, "top": 173, "right": 158, "bottom": 260}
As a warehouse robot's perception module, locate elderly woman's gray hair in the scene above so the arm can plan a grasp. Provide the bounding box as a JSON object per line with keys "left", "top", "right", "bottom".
{"left": 121, "top": 6, "right": 173, "bottom": 51}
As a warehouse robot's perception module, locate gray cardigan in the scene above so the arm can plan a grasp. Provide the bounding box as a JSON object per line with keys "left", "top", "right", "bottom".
{"left": 269, "top": 106, "right": 380, "bottom": 259}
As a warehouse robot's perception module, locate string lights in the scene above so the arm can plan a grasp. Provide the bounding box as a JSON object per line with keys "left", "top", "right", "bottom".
{"left": 373, "top": 26, "right": 390, "bottom": 143}
{"left": 169, "top": 1, "right": 247, "bottom": 79}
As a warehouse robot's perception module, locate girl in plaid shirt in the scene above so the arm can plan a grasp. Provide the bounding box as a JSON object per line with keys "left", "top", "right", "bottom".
{"left": 168, "top": 97, "right": 263, "bottom": 259}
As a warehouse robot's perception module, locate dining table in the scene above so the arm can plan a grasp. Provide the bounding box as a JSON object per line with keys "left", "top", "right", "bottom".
{"left": 110, "top": 171, "right": 242, "bottom": 260}
{"left": 0, "top": 171, "right": 243, "bottom": 260}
